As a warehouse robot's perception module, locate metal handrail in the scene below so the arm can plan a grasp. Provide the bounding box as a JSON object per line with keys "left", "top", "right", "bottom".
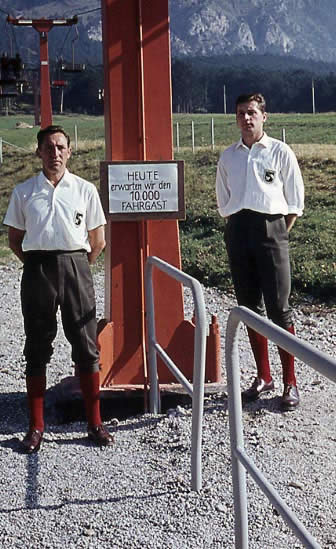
{"left": 145, "top": 255, "right": 208, "bottom": 492}
{"left": 225, "top": 305, "right": 336, "bottom": 549}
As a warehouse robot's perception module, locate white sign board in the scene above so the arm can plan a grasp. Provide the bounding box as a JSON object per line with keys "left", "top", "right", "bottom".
{"left": 100, "top": 160, "right": 185, "bottom": 221}
{"left": 108, "top": 162, "right": 179, "bottom": 214}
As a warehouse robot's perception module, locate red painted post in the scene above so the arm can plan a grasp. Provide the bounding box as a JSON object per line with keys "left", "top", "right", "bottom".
{"left": 36, "top": 26, "right": 53, "bottom": 128}
{"left": 7, "top": 16, "right": 77, "bottom": 129}
{"left": 98, "top": 0, "right": 221, "bottom": 389}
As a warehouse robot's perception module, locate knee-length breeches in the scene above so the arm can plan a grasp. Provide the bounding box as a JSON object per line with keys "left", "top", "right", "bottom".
{"left": 21, "top": 251, "right": 100, "bottom": 376}
{"left": 224, "top": 209, "right": 293, "bottom": 329}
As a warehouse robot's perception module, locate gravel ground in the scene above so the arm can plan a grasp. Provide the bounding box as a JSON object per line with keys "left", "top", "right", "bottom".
{"left": 0, "top": 261, "right": 335, "bottom": 549}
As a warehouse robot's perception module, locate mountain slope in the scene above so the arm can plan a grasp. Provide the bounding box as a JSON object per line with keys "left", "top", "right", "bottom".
{"left": 1, "top": 0, "right": 336, "bottom": 65}
{"left": 170, "top": 0, "right": 336, "bottom": 62}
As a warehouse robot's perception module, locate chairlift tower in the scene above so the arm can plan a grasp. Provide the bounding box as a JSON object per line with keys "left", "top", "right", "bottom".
{"left": 99, "top": 0, "right": 221, "bottom": 400}
{"left": 7, "top": 15, "right": 78, "bottom": 128}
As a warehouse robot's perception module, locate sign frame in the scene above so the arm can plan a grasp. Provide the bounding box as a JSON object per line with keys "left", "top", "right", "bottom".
{"left": 100, "top": 160, "right": 185, "bottom": 221}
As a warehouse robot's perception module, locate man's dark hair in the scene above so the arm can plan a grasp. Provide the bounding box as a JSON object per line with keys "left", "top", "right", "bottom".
{"left": 37, "top": 125, "right": 71, "bottom": 148}
{"left": 235, "top": 93, "right": 266, "bottom": 113}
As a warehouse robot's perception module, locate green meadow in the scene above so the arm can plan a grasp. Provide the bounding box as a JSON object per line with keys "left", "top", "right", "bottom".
{"left": 0, "top": 113, "right": 335, "bottom": 304}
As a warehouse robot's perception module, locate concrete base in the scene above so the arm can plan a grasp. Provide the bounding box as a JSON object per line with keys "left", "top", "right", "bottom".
{"left": 46, "top": 376, "right": 227, "bottom": 424}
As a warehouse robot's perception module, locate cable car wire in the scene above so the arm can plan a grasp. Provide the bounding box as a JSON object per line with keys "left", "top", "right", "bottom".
{"left": 55, "top": 26, "right": 73, "bottom": 61}
{"left": 74, "top": 7, "right": 101, "bottom": 17}
{"left": 0, "top": 7, "right": 10, "bottom": 16}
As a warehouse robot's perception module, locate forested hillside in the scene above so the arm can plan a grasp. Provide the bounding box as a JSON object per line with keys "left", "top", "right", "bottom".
{"left": 172, "top": 55, "right": 336, "bottom": 113}
{"left": 11, "top": 54, "right": 336, "bottom": 115}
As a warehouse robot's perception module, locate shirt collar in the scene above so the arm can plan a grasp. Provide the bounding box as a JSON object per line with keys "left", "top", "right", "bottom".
{"left": 236, "top": 132, "right": 270, "bottom": 150}
{"left": 37, "top": 168, "right": 71, "bottom": 188}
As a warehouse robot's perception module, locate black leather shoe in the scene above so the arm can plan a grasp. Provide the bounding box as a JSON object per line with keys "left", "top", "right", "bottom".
{"left": 88, "top": 424, "right": 114, "bottom": 447}
{"left": 22, "top": 429, "right": 43, "bottom": 454}
{"left": 242, "top": 377, "right": 275, "bottom": 402}
{"left": 281, "top": 384, "right": 300, "bottom": 411}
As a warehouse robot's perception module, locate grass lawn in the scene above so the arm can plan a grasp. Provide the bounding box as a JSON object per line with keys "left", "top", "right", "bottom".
{"left": 1, "top": 112, "right": 335, "bottom": 303}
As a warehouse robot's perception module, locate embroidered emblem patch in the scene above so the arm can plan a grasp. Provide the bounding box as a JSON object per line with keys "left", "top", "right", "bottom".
{"left": 264, "top": 169, "right": 276, "bottom": 183}
{"left": 74, "top": 211, "right": 84, "bottom": 226}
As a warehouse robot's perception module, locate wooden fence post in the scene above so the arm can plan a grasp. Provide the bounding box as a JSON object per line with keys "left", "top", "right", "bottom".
{"left": 211, "top": 117, "right": 215, "bottom": 150}
{"left": 74, "top": 124, "right": 78, "bottom": 151}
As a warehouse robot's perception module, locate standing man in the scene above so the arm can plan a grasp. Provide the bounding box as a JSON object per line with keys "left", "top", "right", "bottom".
{"left": 216, "top": 93, "right": 304, "bottom": 410}
{"left": 4, "top": 125, "right": 114, "bottom": 452}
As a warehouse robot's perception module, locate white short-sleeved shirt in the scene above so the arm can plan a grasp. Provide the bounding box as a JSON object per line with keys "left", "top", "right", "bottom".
{"left": 216, "top": 133, "right": 304, "bottom": 218}
{"left": 3, "top": 169, "right": 106, "bottom": 252}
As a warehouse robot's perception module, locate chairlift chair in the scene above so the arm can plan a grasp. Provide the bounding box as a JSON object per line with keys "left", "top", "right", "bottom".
{"left": 61, "top": 62, "right": 85, "bottom": 73}
{"left": 60, "top": 27, "right": 85, "bottom": 73}
{"left": 51, "top": 79, "right": 68, "bottom": 88}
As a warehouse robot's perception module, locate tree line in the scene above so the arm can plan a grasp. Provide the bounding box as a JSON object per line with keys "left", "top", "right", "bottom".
{"left": 172, "top": 55, "right": 336, "bottom": 113}
{"left": 13, "top": 54, "right": 336, "bottom": 115}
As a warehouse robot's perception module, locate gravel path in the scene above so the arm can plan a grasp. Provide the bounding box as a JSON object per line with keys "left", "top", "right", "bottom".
{"left": 0, "top": 262, "right": 335, "bottom": 549}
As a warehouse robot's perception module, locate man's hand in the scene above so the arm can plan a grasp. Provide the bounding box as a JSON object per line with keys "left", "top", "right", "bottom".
{"left": 285, "top": 214, "right": 297, "bottom": 232}
{"left": 87, "top": 225, "right": 106, "bottom": 265}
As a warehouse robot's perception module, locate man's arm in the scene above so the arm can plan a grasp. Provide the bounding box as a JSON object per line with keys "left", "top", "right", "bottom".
{"left": 8, "top": 227, "right": 25, "bottom": 263}
{"left": 87, "top": 225, "right": 106, "bottom": 265}
{"left": 216, "top": 156, "right": 230, "bottom": 218}
{"left": 285, "top": 214, "right": 297, "bottom": 232}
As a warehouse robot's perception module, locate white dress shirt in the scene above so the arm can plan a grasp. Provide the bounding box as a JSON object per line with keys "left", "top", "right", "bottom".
{"left": 4, "top": 169, "right": 106, "bottom": 252}
{"left": 216, "top": 133, "right": 304, "bottom": 218}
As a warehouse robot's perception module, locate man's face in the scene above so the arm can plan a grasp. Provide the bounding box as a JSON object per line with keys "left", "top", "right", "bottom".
{"left": 236, "top": 100, "right": 267, "bottom": 144}
{"left": 37, "top": 132, "right": 71, "bottom": 181}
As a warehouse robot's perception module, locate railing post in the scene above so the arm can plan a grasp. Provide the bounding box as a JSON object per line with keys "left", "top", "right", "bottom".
{"left": 145, "top": 256, "right": 208, "bottom": 491}
{"left": 190, "top": 280, "right": 207, "bottom": 491}
{"left": 225, "top": 310, "right": 249, "bottom": 549}
{"left": 145, "top": 260, "right": 160, "bottom": 414}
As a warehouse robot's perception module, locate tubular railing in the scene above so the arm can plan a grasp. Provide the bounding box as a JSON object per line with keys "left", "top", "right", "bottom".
{"left": 225, "top": 305, "right": 336, "bottom": 549}
{"left": 145, "top": 255, "right": 208, "bottom": 492}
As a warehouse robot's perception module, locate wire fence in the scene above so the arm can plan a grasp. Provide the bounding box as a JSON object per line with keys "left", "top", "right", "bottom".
{"left": 0, "top": 124, "right": 85, "bottom": 163}
{"left": 0, "top": 136, "right": 30, "bottom": 163}
{"left": 173, "top": 119, "right": 288, "bottom": 153}
{"left": 2, "top": 115, "right": 335, "bottom": 160}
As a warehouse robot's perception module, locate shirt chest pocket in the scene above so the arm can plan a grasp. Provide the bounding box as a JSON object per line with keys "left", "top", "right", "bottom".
{"left": 57, "top": 195, "right": 86, "bottom": 229}
{"left": 252, "top": 160, "right": 280, "bottom": 186}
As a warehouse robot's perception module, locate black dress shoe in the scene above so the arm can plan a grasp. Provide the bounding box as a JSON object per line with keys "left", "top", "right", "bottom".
{"left": 281, "top": 384, "right": 300, "bottom": 411}
{"left": 242, "top": 377, "right": 275, "bottom": 402}
{"left": 22, "top": 429, "right": 43, "bottom": 454}
{"left": 88, "top": 424, "right": 114, "bottom": 447}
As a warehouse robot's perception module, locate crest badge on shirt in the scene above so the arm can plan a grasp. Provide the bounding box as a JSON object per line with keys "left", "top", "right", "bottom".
{"left": 74, "top": 211, "right": 84, "bottom": 227}
{"left": 264, "top": 169, "right": 276, "bottom": 183}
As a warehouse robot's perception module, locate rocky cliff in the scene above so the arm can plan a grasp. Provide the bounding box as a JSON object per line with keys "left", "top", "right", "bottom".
{"left": 1, "top": 0, "right": 336, "bottom": 65}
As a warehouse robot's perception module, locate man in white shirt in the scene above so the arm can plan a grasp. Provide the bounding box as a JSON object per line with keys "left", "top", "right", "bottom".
{"left": 216, "top": 93, "right": 304, "bottom": 410}
{"left": 4, "top": 125, "right": 114, "bottom": 452}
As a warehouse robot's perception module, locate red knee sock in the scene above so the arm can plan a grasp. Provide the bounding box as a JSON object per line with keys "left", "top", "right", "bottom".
{"left": 278, "top": 325, "right": 297, "bottom": 386}
{"left": 79, "top": 371, "right": 102, "bottom": 428}
{"left": 26, "top": 375, "right": 46, "bottom": 433}
{"left": 247, "top": 327, "right": 272, "bottom": 383}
